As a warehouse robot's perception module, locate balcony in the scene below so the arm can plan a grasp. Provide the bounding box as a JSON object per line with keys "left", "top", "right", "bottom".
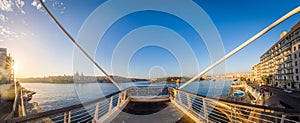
{"left": 281, "top": 43, "right": 292, "bottom": 51}
{"left": 284, "top": 58, "right": 293, "bottom": 63}
{"left": 284, "top": 52, "right": 291, "bottom": 56}
{"left": 275, "top": 79, "right": 293, "bottom": 82}
{"left": 282, "top": 79, "right": 294, "bottom": 83}
{"left": 285, "top": 66, "right": 293, "bottom": 69}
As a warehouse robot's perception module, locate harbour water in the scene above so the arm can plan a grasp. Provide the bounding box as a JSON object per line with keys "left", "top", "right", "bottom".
{"left": 21, "top": 80, "right": 231, "bottom": 111}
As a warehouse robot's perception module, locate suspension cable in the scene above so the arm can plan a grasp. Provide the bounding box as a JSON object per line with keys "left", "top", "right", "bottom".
{"left": 180, "top": 6, "right": 300, "bottom": 89}
{"left": 39, "top": 0, "right": 122, "bottom": 90}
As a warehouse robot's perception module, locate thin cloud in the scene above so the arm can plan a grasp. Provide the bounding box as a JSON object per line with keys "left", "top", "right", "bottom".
{"left": 21, "top": 10, "right": 26, "bottom": 14}
{"left": 36, "top": 3, "right": 42, "bottom": 10}
{"left": 16, "top": 0, "right": 25, "bottom": 9}
{"left": 31, "top": 0, "right": 37, "bottom": 7}
{"left": 0, "top": 26, "right": 26, "bottom": 42}
{"left": 31, "top": 0, "right": 43, "bottom": 10}
{"left": 0, "top": 14, "right": 8, "bottom": 22}
{"left": 0, "top": 0, "right": 14, "bottom": 12}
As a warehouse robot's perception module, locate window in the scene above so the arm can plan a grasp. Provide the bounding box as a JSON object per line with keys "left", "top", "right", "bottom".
{"left": 297, "top": 76, "right": 299, "bottom": 81}
{"left": 296, "top": 69, "right": 298, "bottom": 74}
{"left": 294, "top": 46, "right": 297, "bottom": 51}
{"left": 295, "top": 54, "right": 297, "bottom": 59}
{"left": 298, "top": 44, "right": 300, "bottom": 49}
{"left": 295, "top": 61, "right": 298, "bottom": 66}
{"left": 299, "top": 52, "right": 300, "bottom": 57}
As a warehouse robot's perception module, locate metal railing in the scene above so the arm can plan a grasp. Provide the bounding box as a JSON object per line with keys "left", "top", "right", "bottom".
{"left": 7, "top": 86, "right": 300, "bottom": 123}
{"left": 12, "top": 82, "right": 26, "bottom": 118}
{"left": 169, "top": 87, "right": 300, "bottom": 123}
{"left": 7, "top": 88, "right": 129, "bottom": 123}
{"left": 6, "top": 86, "right": 169, "bottom": 123}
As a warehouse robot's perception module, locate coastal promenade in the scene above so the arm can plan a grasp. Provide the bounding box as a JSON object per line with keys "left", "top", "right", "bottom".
{"left": 264, "top": 86, "right": 300, "bottom": 110}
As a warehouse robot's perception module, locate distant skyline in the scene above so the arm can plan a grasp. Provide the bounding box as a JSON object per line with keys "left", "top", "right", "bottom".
{"left": 0, "top": 0, "right": 300, "bottom": 78}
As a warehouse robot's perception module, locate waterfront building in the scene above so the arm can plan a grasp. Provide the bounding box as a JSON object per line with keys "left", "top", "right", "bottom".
{"left": 250, "top": 64, "right": 261, "bottom": 82}
{"left": 0, "top": 48, "right": 7, "bottom": 70}
{"left": 213, "top": 72, "right": 251, "bottom": 80}
{"left": 291, "top": 24, "right": 300, "bottom": 89}
{"left": 0, "top": 48, "right": 14, "bottom": 84}
{"left": 0, "top": 48, "right": 8, "bottom": 83}
{"left": 251, "top": 21, "right": 300, "bottom": 89}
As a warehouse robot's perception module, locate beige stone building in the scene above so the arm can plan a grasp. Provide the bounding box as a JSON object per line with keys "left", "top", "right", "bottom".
{"left": 0, "top": 48, "right": 14, "bottom": 84}
{"left": 252, "top": 21, "right": 300, "bottom": 90}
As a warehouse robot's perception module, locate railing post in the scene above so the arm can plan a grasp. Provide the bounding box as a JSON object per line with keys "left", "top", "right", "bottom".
{"left": 68, "top": 111, "right": 71, "bottom": 123}
{"left": 280, "top": 114, "right": 286, "bottom": 123}
{"left": 230, "top": 105, "right": 233, "bottom": 123}
{"left": 117, "top": 93, "right": 121, "bottom": 108}
{"left": 234, "top": 105, "right": 237, "bottom": 123}
{"left": 186, "top": 93, "right": 192, "bottom": 110}
{"left": 19, "top": 88, "right": 26, "bottom": 117}
{"left": 109, "top": 96, "right": 113, "bottom": 113}
{"left": 203, "top": 98, "right": 208, "bottom": 123}
{"left": 63, "top": 112, "right": 67, "bottom": 123}
{"left": 177, "top": 91, "right": 182, "bottom": 104}
{"left": 93, "top": 103, "right": 99, "bottom": 123}
{"left": 122, "top": 91, "right": 127, "bottom": 101}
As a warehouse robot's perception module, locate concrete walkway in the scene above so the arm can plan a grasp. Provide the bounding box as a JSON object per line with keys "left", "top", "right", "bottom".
{"left": 264, "top": 86, "right": 300, "bottom": 110}
{"left": 111, "top": 101, "right": 194, "bottom": 123}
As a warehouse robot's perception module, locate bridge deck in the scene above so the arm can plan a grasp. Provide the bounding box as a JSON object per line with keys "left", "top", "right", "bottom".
{"left": 111, "top": 100, "right": 194, "bottom": 123}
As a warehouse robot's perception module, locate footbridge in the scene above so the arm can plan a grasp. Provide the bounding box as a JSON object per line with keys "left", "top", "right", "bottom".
{"left": 6, "top": 85, "right": 300, "bottom": 123}
{"left": 6, "top": 2, "right": 299, "bottom": 123}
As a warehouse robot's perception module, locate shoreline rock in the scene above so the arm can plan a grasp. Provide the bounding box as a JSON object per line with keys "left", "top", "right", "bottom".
{"left": 22, "top": 88, "right": 52, "bottom": 123}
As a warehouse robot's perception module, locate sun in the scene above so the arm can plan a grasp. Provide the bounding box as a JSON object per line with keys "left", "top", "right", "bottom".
{"left": 12, "top": 63, "right": 18, "bottom": 74}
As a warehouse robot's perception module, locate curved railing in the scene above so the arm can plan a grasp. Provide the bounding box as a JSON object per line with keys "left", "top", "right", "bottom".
{"left": 6, "top": 86, "right": 168, "bottom": 123}
{"left": 7, "top": 88, "right": 129, "bottom": 123}
{"left": 169, "top": 87, "right": 300, "bottom": 123}
{"left": 7, "top": 86, "right": 300, "bottom": 123}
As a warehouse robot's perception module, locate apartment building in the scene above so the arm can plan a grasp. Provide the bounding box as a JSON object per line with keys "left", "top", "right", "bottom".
{"left": 252, "top": 21, "right": 300, "bottom": 90}
{"left": 0, "top": 48, "right": 14, "bottom": 84}
{"left": 0, "top": 48, "right": 7, "bottom": 78}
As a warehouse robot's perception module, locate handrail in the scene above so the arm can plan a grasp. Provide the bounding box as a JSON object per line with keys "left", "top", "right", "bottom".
{"left": 19, "top": 88, "right": 26, "bottom": 117}
{"left": 171, "top": 87, "right": 300, "bottom": 114}
{"left": 169, "top": 87, "right": 300, "bottom": 123}
{"left": 12, "top": 82, "right": 18, "bottom": 117}
{"left": 7, "top": 88, "right": 126, "bottom": 123}
{"left": 6, "top": 86, "right": 300, "bottom": 122}
{"left": 180, "top": 6, "right": 300, "bottom": 89}
{"left": 6, "top": 86, "right": 168, "bottom": 122}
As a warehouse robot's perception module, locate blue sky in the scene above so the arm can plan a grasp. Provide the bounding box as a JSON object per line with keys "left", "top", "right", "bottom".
{"left": 0, "top": 0, "right": 299, "bottom": 78}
